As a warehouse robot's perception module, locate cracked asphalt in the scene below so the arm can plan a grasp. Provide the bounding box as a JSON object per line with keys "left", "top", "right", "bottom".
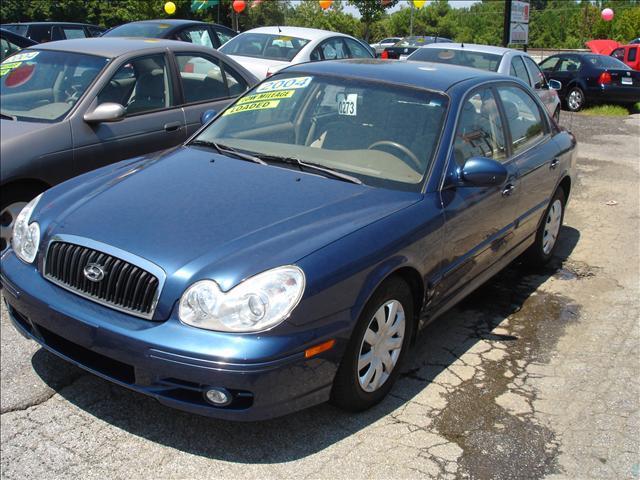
{"left": 1, "top": 113, "right": 639, "bottom": 479}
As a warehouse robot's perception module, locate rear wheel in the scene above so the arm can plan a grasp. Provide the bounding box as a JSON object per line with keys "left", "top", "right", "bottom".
{"left": 566, "top": 87, "right": 585, "bottom": 112}
{"left": 523, "top": 188, "right": 566, "bottom": 266}
{"left": 331, "top": 277, "right": 414, "bottom": 411}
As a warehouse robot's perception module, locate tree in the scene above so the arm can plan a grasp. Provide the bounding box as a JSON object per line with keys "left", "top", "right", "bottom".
{"left": 347, "top": 0, "right": 398, "bottom": 41}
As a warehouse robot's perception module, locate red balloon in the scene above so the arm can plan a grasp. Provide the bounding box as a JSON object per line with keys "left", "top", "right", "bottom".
{"left": 233, "top": 0, "right": 246, "bottom": 13}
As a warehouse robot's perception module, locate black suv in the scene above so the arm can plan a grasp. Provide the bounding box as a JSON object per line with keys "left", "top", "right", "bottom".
{"left": 1, "top": 22, "right": 105, "bottom": 43}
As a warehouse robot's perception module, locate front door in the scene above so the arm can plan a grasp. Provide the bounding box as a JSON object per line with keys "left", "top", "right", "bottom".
{"left": 438, "top": 86, "right": 520, "bottom": 298}
{"left": 71, "top": 53, "right": 185, "bottom": 175}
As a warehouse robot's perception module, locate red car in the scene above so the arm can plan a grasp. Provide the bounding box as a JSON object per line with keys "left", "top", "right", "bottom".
{"left": 611, "top": 44, "right": 639, "bottom": 71}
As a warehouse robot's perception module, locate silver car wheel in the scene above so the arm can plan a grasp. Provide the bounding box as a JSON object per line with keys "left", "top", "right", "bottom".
{"left": 358, "top": 299, "right": 406, "bottom": 393}
{"left": 568, "top": 89, "right": 583, "bottom": 111}
{"left": 0, "top": 201, "right": 27, "bottom": 253}
{"left": 543, "top": 199, "right": 562, "bottom": 255}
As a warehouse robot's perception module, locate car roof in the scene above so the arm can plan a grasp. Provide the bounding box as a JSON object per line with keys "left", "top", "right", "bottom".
{"left": 283, "top": 59, "right": 503, "bottom": 93}
{"left": 28, "top": 37, "right": 214, "bottom": 58}
{"left": 114, "top": 19, "right": 208, "bottom": 27}
{"left": 2, "top": 22, "right": 100, "bottom": 27}
{"left": 240, "top": 26, "right": 348, "bottom": 41}
{"left": 421, "top": 42, "right": 515, "bottom": 55}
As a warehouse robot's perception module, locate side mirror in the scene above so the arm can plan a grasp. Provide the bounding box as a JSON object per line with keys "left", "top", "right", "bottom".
{"left": 84, "top": 102, "right": 125, "bottom": 123}
{"left": 200, "top": 109, "right": 218, "bottom": 126}
{"left": 549, "top": 79, "right": 562, "bottom": 91}
{"left": 460, "top": 157, "right": 508, "bottom": 187}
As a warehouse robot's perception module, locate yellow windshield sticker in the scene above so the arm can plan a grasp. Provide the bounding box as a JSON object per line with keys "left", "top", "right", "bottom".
{"left": 236, "top": 89, "right": 295, "bottom": 105}
{"left": 0, "top": 62, "right": 21, "bottom": 77}
{"left": 276, "top": 36, "right": 293, "bottom": 42}
{"left": 223, "top": 100, "right": 280, "bottom": 116}
{"left": 1, "top": 51, "right": 38, "bottom": 64}
{"left": 256, "top": 76, "right": 312, "bottom": 93}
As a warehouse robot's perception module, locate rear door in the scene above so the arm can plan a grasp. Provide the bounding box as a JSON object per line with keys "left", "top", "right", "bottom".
{"left": 439, "top": 86, "right": 520, "bottom": 297}
{"left": 173, "top": 51, "right": 250, "bottom": 136}
{"left": 71, "top": 52, "right": 185, "bottom": 175}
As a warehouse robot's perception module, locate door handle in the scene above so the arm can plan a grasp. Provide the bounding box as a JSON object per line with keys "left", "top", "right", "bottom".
{"left": 164, "top": 121, "right": 182, "bottom": 132}
{"left": 550, "top": 158, "right": 560, "bottom": 169}
{"left": 502, "top": 184, "right": 516, "bottom": 197}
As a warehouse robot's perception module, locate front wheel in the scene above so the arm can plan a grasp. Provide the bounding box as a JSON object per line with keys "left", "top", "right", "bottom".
{"left": 331, "top": 277, "right": 415, "bottom": 412}
{"left": 523, "top": 188, "right": 566, "bottom": 266}
{"left": 565, "top": 87, "right": 585, "bottom": 112}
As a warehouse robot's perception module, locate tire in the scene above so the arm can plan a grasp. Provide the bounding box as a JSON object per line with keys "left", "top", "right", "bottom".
{"left": 553, "top": 108, "right": 560, "bottom": 124}
{"left": 523, "top": 188, "right": 566, "bottom": 266}
{"left": 565, "top": 86, "right": 585, "bottom": 112}
{"left": 331, "top": 277, "right": 415, "bottom": 412}
{"left": 1, "top": 185, "right": 45, "bottom": 253}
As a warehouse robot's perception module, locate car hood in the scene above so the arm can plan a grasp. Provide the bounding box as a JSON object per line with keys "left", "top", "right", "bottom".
{"left": 42, "top": 146, "right": 421, "bottom": 314}
{"left": 225, "top": 54, "right": 290, "bottom": 80}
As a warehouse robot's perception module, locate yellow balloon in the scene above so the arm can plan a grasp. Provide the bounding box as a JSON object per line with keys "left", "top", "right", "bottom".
{"left": 164, "top": 1, "right": 176, "bottom": 14}
{"left": 413, "top": 0, "right": 426, "bottom": 8}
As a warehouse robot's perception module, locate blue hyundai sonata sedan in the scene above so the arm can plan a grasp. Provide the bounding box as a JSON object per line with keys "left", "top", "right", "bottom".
{"left": 1, "top": 60, "right": 577, "bottom": 421}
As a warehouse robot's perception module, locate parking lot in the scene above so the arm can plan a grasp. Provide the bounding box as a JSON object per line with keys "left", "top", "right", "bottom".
{"left": 1, "top": 111, "right": 638, "bottom": 479}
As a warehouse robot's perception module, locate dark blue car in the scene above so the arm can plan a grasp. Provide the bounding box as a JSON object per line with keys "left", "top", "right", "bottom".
{"left": 1, "top": 60, "right": 577, "bottom": 421}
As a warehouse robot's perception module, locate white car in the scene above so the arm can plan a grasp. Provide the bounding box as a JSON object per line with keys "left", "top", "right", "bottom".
{"left": 369, "top": 37, "right": 402, "bottom": 56}
{"left": 219, "top": 26, "right": 373, "bottom": 79}
{"left": 408, "top": 43, "right": 562, "bottom": 121}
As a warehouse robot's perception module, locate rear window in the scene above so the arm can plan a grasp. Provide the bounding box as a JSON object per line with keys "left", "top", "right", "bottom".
{"left": 409, "top": 48, "right": 502, "bottom": 72}
{"left": 103, "top": 22, "right": 173, "bottom": 38}
{"left": 220, "top": 33, "right": 310, "bottom": 61}
{"left": 628, "top": 46, "right": 637, "bottom": 62}
{"left": 585, "top": 54, "right": 630, "bottom": 70}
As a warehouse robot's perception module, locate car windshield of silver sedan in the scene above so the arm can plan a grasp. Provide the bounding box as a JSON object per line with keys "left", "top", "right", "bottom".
{"left": 409, "top": 48, "right": 502, "bottom": 72}
{"left": 1, "top": 50, "right": 108, "bottom": 122}
{"left": 193, "top": 74, "right": 449, "bottom": 191}
{"left": 220, "top": 33, "right": 310, "bottom": 61}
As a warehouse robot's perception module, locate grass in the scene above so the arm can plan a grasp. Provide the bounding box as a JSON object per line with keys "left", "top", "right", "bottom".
{"left": 580, "top": 103, "right": 640, "bottom": 116}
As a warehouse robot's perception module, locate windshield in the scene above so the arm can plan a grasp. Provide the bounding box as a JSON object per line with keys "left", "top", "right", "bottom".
{"left": 220, "top": 33, "right": 310, "bottom": 61}
{"left": 1, "top": 50, "right": 108, "bottom": 122}
{"left": 585, "top": 54, "right": 630, "bottom": 70}
{"left": 103, "top": 22, "right": 174, "bottom": 38}
{"left": 193, "top": 73, "right": 448, "bottom": 191}
{"left": 409, "top": 48, "right": 502, "bottom": 72}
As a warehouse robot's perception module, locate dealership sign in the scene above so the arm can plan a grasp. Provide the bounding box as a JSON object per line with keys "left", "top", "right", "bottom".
{"left": 510, "top": 0, "right": 530, "bottom": 45}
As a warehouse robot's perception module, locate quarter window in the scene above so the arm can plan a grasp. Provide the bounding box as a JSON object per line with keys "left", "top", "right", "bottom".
{"left": 214, "top": 27, "right": 234, "bottom": 45}
{"left": 98, "top": 54, "right": 173, "bottom": 115}
{"left": 344, "top": 38, "right": 371, "bottom": 58}
{"left": 510, "top": 56, "right": 531, "bottom": 85}
{"left": 454, "top": 88, "right": 507, "bottom": 166}
{"left": 175, "top": 54, "right": 248, "bottom": 103}
{"left": 556, "top": 57, "right": 581, "bottom": 72}
{"left": 320, "top": 38, "right": 348, "bottom": 60}
{"left": 497, "top": 86, "right": 545, "bottom": 156}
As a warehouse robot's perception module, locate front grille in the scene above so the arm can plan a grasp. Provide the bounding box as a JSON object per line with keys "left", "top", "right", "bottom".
{"left": 44, "top": 241, "right": 159, "bottom": 318}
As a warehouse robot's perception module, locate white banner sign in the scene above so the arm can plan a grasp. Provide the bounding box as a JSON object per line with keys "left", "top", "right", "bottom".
{"left": 510, "top": 22, "right": 529, "bottom": 44}
{"left": 511, "top": 0, "right": 530, "bottom": 23}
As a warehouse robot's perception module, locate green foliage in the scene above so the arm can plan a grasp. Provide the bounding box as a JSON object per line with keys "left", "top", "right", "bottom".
{"left": 288, "top": 0, "right": 361, "bottom": 37}
{"left": 347, "top": 0, "right": 398, "bottom": 41}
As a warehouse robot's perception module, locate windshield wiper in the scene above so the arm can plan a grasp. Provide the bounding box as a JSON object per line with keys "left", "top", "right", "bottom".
{"left": 0, "top": 113, "right": 17, "bottom": 121}
{"left": 190, "top": 140, "right": 266, "bottom": 165}
{"left": 255, "top": 154, "right": 362, "bottom": 185}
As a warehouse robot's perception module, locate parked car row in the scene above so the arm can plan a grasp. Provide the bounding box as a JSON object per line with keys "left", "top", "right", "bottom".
{"left": 1, "top": 49, "right": 577, "bottom": 420}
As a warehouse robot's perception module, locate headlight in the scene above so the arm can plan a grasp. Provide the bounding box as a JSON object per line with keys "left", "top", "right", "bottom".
{"left": 179, "top": 266, "right": 305, "bottom": 332}
{"left": 11, "top": 194, "right": 43, "bottom": 264}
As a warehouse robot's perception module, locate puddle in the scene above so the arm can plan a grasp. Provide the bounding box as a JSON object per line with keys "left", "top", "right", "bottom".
{"left": 409, "top": 264, "right": 581, "bottom": 479}
{"left": 552, "top": 260, "right": 598, "bottom": 281}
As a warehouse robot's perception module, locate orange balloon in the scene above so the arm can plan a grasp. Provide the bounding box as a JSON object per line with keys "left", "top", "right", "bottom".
{"left": 319, "top": 0, "right": 333, "bottom": 10}
{"left": 232, "top": 0, "right": 246, "bottom": 13}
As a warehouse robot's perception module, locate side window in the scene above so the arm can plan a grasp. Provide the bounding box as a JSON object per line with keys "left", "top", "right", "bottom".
{"left": 87, "top": 26, "right": 104, "bottom": 37}
{"left": 30, "top": 25, "right": 52, "bottom": 43}
{"left": 221, "top": 63, "right": 248, "bottom": 97}
{"left": 628, "top": 47, "right": 637, "bottom": 62}
{"left": 510, "top": 56, "right": 531, "bottom": 86}
{"left": 214, "top": 27, "right": 234, "bottom": 46}
{"left": 320, "top": 38, "right": 348, "bottom": 60}
{"left": 497, "top": 86, "right": 545, "bottom": 157}
{"left": 539, "top": 56, "right": 559, "bottom": 72}
{"left": 178, "top": 28, "right": 213, "bottom": 49}
{"left": 454, "top": 88, "right": 507, "bottom": 166}
{"left": 344, "top": 38, "right": 371, "bottom": 58}
{"left": 611, "top": 48, "right": 625, "bottom": 61}
{"left": 175, "top": 53, "right": 228, "bottom": 103}
{"left": 98, "top": 54, "right": 173, "bottom": 115}
{"left": 523, "top": 56, "right": 547, "bottom": 89}
{"left": 557, "top": 57, "right": 581, "bottom": 72}
{"left": 62, "top": 27, "right": 87, "bottom": 39}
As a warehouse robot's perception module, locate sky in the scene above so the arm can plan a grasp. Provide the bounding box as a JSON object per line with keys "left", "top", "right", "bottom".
{"left": 343, "top": 0, "right": 480, "bottom": 18}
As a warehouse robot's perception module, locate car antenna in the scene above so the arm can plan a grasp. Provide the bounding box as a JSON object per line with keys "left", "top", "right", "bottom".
{"left": 277, "top": 25, "right": 282, "bottom": 33}
{"left": 461, "top": 42, "right": 464, "bottom": 48}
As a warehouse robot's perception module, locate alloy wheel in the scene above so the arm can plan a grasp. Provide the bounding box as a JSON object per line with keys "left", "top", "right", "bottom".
{"left": 542, "top": 199, "right": 562, "bottom": 255}
{"left": 0, "top": 201, "right": 27, "bottom": 253}
{"left": 357, "top": 299, "right": 406, "bottom": 393}
{"left": 567, "top": 89, "right": 583, "bottom": 111}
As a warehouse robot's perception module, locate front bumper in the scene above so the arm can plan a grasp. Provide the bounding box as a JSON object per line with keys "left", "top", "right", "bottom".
{"left": 1, "top": 252, "right": 350, "bottom": 421}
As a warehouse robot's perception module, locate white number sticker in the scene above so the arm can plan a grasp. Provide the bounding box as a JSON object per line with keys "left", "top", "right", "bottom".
{"left": 256, "top": 76, "right": 312, "bottom": 93}
{"left": 338, "top": 93, "right": 358, "bottom": 116}
{"left": 1, "top": 51, "right": 39, "bottom": 64}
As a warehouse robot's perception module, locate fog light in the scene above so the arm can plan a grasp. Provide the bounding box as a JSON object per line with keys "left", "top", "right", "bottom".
{"left": 204, "top": 387, "right": 232, "bottom": 406}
